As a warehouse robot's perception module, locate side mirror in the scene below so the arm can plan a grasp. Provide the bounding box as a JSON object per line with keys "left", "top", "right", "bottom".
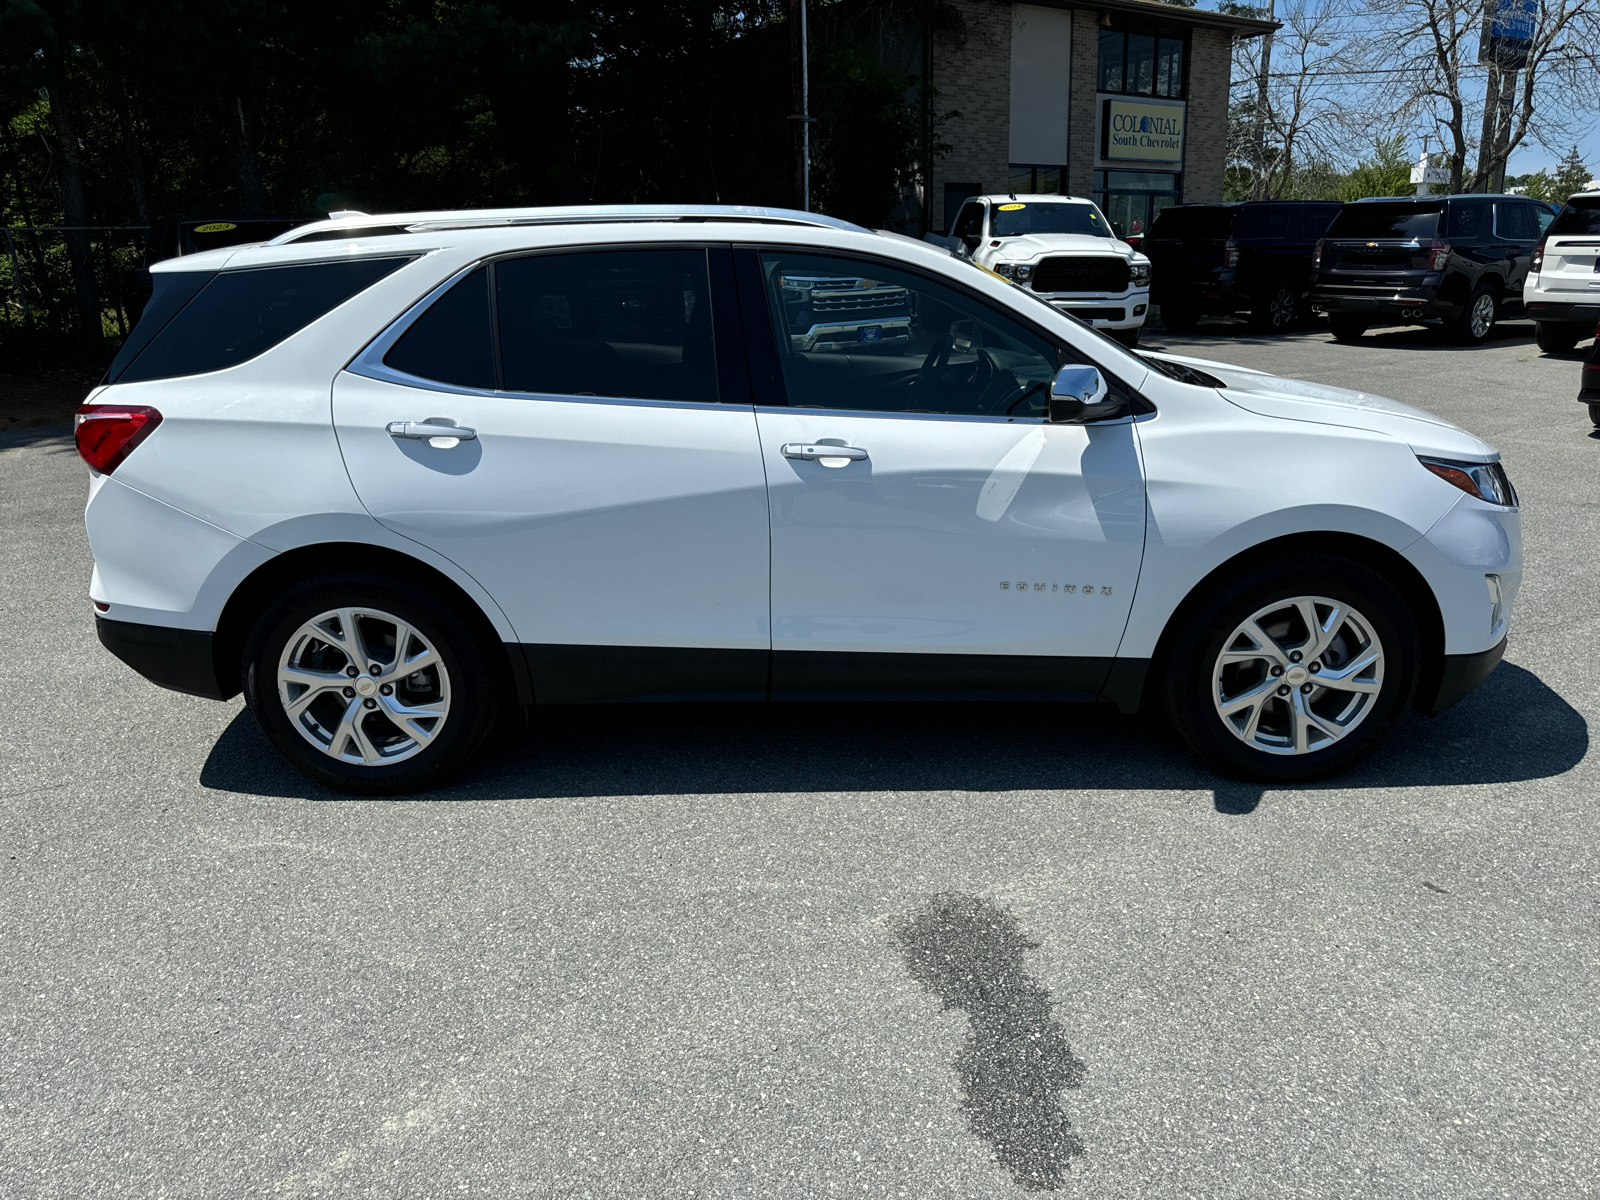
{"left": 1048, "top": 365, "right": 1122, "bottom": 423}
{"left": 961, "top": 233, "right": 982, "bottom": 252}
{"left": 950, "top": 319, "right": 978, "bottom": 355}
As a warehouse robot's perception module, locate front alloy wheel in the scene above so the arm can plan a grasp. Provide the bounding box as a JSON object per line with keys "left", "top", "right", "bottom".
{"left": 1212, "top": 597, "right": 1384, "bottom": 755}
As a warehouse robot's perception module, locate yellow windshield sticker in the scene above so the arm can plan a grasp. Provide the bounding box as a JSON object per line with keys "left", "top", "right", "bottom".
{"left": 998, "top": 203, "right": 1026, "bottom": 211}
{"left": 193, "top": 222, "right": 237, "bottom": 233}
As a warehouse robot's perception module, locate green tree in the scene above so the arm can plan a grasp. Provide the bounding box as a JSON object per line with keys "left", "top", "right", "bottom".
{"left": 1552, "top": 146, "right": 1595, "bottom": 204}
{"left": 1336, "top": 135, "right": 1415, "bottom": 202}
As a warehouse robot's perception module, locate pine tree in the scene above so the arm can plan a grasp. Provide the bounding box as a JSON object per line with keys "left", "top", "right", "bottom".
{"left": 1552, "top": 146, "right": 1594, "bottom": 204}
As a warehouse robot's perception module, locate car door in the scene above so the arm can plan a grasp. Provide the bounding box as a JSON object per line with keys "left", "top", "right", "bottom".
{"left": 334, "top": 245, "right": 771, "bottom": 703}
{"left": 952, "top": 201, "right": 987, "bottom": 259}
{"left": 1494, "top": 201, "right": 1538, "bottom": 309}
{"left": 735, "top": 246, "right": 1147, "bottom": 699}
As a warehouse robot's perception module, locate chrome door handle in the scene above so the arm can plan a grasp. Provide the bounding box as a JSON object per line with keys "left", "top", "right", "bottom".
{"left": 781, "top": 442, "right": 867, "bottom": 461}
{"left": 387, "top": 419, "right": 478, "bottom": 442}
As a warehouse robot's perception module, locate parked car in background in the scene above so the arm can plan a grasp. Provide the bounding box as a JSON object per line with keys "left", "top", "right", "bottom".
{"left": 1525, "top": 190, "right": 1600, "bottom": 353}
{"left": 1145, "top": 200, "right": 1343, "bottom": 334}
{"left": 130, "top": 212, "right": 311, "bottom": 316}
{"left": 1310, "top": 195, "right": 1544, "bottom": 345}
{"left": 944, "top": 194, "right": 1151, "bottom": 346}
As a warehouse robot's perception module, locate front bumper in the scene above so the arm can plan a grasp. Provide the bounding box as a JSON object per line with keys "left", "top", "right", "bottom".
{"left": 96, "top": 616, "right": 231, "bottom": 700}
{"left": 1419, "top": 637, "right": 1506, "bottom": 715}
{"left": 1035, "top": 292, "right": 1149, "bottom": 329}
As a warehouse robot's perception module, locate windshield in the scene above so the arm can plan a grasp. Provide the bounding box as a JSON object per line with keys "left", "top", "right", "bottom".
{"left": 1549, "top": 197, "right": 1600, "bottom": 237}
{"left": 1326, "top": 203, "right": 1441, "bottom": 240}
{"left": 991, "top": 202, "right": 1113, "bottom": 239}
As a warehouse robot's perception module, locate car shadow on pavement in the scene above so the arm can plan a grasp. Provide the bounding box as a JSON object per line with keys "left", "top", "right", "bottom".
{"left": 200, "top": 661, "right": 1586, "bottom": 815}
{"left": 1143, "top": 318, "right": 1541, "bottom": 356}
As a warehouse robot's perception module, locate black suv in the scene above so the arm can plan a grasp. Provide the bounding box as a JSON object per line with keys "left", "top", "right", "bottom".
{"left": 1310, "top": 195, "right": 1548, "bottom": 345}
{"left": 1145, "top": 201, "right": 1343, "bottom": 334}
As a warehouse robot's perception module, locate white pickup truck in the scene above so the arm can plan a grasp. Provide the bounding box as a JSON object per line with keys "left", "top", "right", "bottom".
{"left": 933, "top": 194, "right": 1152, "bottom": 347}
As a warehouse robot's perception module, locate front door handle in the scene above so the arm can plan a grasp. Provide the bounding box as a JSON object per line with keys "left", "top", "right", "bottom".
{"left": 781, "top": 442, "right": 867, "bottom": 461}
{"left": 387, "top": 418, "right": 478, "bottom": 443}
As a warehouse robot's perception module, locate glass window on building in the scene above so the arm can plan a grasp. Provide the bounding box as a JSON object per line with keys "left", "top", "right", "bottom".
{"left": 1098, "top": 23, "right": 1188, "bottom": 98}
{"left": 1008, "top": 165, "right": 1064, "bottom": 195}
{"left": 1093, "top": 170, "right": 1182, "bottom": 241}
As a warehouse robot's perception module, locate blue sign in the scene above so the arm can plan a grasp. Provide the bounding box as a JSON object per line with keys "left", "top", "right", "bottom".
{"left": 1483, "top": 0, "right": 1535, "bottom": 66}
{"left": 860, "top": 325, "right": 882, "bottom": 342}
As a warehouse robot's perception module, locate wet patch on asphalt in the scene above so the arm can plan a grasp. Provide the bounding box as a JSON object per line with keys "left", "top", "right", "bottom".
{"left": 895, "top": 893, "right": 1087, "bottom": 1190}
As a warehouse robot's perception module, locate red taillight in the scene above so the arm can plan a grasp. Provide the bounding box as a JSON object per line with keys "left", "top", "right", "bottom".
{"left": 1223, "top": 238, "right": 1239, "bottom": 269}
{"left": 74, "top": 404, "right": 162, "bottom": 474}
{"left": 1311, "top": 238, "right": 1324, "bottom": 273}
{"left": 1531, "top": 238, "right": 1545, "bottom": 275}
{"left": 1427, "top": 239, "right": 1452, "bottom": 272}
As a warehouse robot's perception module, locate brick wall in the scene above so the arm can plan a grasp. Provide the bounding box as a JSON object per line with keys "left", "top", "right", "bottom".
{"left": 1067, "top": 8, "right": 1100, "bottom": 198}
{"left": 1183, "top": 26, "right": 1232, "bottom": 203}
{"left": 931, "top": 0, "right": 1013, "bottom": 232}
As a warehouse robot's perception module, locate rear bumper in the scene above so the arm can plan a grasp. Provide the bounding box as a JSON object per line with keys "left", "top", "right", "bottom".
{"left": 1525, "top": 299, "right": 1600, "bottom": 325}
{"left": 1309, "top": 287, "right": 1453, "bottom": 320}
{"left": 96, "top": 616, "right": 231, "bottom": 700}
{"left": 1152, "top": 279, "right": 1246, "bottom": 314}
{"left": 1419, "top": 637, "right": 1506, "bottom": 715}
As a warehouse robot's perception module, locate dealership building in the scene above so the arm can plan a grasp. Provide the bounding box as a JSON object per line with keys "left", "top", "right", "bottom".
{"left": 925, "top": 0, "right": 1277, "bottom": 237}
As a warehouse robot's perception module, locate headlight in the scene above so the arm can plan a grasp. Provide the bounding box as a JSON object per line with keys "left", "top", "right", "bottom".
{"left": 1130, "top": 260, "right": 1151, "bottom": 285}
{"left": 994, "top": 262, "right": 1033, "bottom": 282}
{"left": 1418, "top": 457, "right": 1517, "bottom": 506}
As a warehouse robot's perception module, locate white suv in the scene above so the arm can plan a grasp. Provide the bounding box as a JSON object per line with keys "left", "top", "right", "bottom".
{"left": 1526, "top": 190, "right": 1600, "bottom": 352}
{"left": 78, "top": 204, "right": 1520, "bottom": 793}
{"left": 941, "top": 194, "right": 1151, "bottom": 346}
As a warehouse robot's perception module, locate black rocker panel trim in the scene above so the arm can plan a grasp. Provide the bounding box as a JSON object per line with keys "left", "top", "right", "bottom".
{"left": 770, "top": 650, "right": 1115, "bottom": 701}
{"left": 96, "top": 617, "right": 231, "bottom": 701}
{"left": 522, "top": 644, "right": 767, "bottom": 704}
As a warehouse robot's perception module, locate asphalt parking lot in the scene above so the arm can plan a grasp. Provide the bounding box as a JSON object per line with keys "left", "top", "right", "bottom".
{"left": 4, "top": 315, "right": 1598, "bottom": 1198}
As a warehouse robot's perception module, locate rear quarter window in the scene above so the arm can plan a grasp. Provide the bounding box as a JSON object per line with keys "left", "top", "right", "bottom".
{"left": 1231, "top": 205, "right": 1291, "bottom": 240}
{"left": 1549, "top": 198, "right": 1600, "bottom": 236}
{"left": 114, "top": 257, "right": 412, "bottom": 383}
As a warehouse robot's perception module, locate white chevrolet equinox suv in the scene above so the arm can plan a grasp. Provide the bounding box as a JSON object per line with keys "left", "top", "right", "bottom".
{"left": 77, "top": 204, "right": 1520, "bottom": 793}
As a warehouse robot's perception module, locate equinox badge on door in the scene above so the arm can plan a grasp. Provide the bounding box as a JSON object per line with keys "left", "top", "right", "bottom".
{"left": 1001, "top": 581, "right": 1111, "bottom": 595}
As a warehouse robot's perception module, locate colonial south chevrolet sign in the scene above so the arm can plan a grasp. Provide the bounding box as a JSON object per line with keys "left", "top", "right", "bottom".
{"left": 1101, "top": 99, "right": 1185, "bottom": 164}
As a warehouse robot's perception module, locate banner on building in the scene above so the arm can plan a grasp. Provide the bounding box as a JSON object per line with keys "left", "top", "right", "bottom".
{"left": 1100, "top": 99, "right": 1185, "bottom": 165}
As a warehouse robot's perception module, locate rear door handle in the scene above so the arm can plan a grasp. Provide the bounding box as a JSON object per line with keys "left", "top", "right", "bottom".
{"left": 781, "top": 442, "right": 867, "bottom": 461}
{"left": 387, "top": 419, "right": 478, "bottom": 442}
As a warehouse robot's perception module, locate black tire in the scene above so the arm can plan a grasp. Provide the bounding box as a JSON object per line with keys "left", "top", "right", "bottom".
{"left": 1447, "top": 285, "right": 1498, "bottom": 345}
{"left": 1113, "top": 326, "right": 1141, "bottom": 348}
{"left": 1159, "top": 303, "right": 1201, "bottom": 333}
{"left": 241, "top": 573, "right": 501, "bottom": 794}
{"left": 1327, "top": 314, "right": 1367, "bottom": 341}
{"left": 1160, "top": 554, "right": 1420, "bottom": 782}
{"left": 1534, "top": 321, "right": 1582, "bottom": 354}
{"left": 1589, "top": 402, "right": 1600, "bottom": 427}
{"left": 1247, "top": 282, "right": 1298, "bottom": 334}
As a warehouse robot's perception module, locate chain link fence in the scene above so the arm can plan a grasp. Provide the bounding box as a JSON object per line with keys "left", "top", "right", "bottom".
{"left": 1, "top": 226, "right": 148, "bottom": 368}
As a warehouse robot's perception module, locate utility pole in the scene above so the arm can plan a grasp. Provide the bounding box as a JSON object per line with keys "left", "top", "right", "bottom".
{"left": 787, "top": 0, "right": 813, "bottom": 211}
{"left": 1252, "top": 0, "right": 1276, "bottom": 200}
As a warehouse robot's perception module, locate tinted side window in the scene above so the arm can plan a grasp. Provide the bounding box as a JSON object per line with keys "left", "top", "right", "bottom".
{"left": 497, "top": 249, "right": 716, "bottom": 403}
{"left": 383, "top": 267, "right": 494, "bottom": 389}
{"left": 1447, "top": 200, "right": 1489, "bottom": 239}
{"left": 1494, "top": 202, "right": 1534, "bottom": 240}
{"left": 118, "top": 257, "right": 411, "bottom": 383}
{"left": 954, "top": 203, "right": 985, "bottom": 240}
{"left": 1300, "top": 205, "right": 1341, "bottom": 239}
{"left": 1534, "top": 205, "right": 1558, "bottom": 235}
{"left": 1233, "top": 205, "right": 1291, "bottom": 240}
{"left": 759, "top": 251, "right": 1060, "bottom": 419}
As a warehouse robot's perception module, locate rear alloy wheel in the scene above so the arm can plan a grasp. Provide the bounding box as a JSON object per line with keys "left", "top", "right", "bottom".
{"left": 243, "top": 576, "right": 500, "bottom": 793}
{"left": 1448, "top": 286, "right": 1498, "bottom": 345}
{"left": 1534, "top": 321, "right": 1582, "bottom": 354}
{"left": 1327, "top": 314, "right": 1367, "bottom": 341}
{"left": 1159, "top": 303, "right": 1201, "bottom": 333}
{"left": 1249, "top": 283, "right": 1298, "bottom": 334}
{"left": 1162, "top": 556, "right": 1419, "bottom": 780}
